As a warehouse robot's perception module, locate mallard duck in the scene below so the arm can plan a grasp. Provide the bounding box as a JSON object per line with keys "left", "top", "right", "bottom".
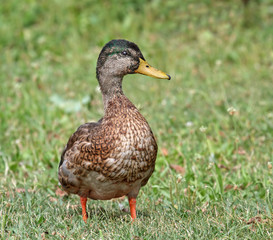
{"left": 58, "top": 39, "right": 170, "bottom": 222}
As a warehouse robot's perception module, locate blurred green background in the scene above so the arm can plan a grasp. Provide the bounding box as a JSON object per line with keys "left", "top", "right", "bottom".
{"left": 0, "top": 0, "right": 272, "bottom": 239}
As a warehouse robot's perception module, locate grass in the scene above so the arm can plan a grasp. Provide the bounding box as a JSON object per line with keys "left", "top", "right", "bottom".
{"left": 0, "top": 0, "right": 272, "bottom": 239}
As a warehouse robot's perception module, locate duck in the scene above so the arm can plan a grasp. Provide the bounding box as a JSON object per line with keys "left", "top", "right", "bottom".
{"left": 58, "top": 39, "right": 171, "bottom": 222}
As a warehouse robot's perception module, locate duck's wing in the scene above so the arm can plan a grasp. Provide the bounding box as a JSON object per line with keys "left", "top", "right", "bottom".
{"left": 58, "top": 119, "right": 108, "bottom": 192}
{"left": 59, "top": 120, "right": 102, "bottom": 168}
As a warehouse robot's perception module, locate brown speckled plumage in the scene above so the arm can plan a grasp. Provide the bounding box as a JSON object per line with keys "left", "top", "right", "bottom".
{"left": 58, "top": 39, "right": 170, "bottom": 221}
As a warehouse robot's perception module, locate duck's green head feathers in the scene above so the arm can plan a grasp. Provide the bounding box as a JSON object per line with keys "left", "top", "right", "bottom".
{"left": 96, "top": 39, "right": 170, "bottom": 96}
{"left": 101, "top": 39, "right": 145, "bottom": 59}
{"left": 96, "top": 39, "right": 145, "bottom": 79}
{"left": 97, "top": 39, "right": 170, "bottom": 80}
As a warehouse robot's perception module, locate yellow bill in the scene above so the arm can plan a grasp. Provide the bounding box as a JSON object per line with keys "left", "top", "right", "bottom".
{"left": 135, "top": 58, "right": 171, "bottom": 80}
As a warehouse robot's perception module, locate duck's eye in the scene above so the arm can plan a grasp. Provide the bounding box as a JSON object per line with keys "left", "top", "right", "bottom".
{"left": 122, "top": 51, "right": 128, "bottom": 56}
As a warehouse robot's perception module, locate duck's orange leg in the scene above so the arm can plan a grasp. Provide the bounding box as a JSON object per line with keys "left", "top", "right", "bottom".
{"left": 128, "top": 198, "right": 137, "bottom": 220}
{"left": 80, "top": 197, "right": 88, "bottom": 222}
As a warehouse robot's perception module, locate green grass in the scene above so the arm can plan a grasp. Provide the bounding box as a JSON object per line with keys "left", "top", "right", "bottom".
{"left": 0, "top": 0, "right": 272, "bottom": 239}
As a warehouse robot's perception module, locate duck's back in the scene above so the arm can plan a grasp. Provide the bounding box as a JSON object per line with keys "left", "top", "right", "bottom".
{"left": 58, "top": 94, "right": 158, "bottom": 200}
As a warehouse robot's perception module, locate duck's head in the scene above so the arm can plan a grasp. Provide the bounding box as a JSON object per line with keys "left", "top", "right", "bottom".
{"left": 96, "top": 39, "right": 170, "bottom": 95}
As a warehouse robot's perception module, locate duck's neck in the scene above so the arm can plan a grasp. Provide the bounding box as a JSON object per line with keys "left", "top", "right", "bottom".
{"left": 98, "top": 73, "right": 125, "bottom": 111}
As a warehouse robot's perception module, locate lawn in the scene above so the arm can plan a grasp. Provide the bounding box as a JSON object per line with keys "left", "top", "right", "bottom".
{"left": 0, "top": 0, "right": 272, "bottom": 239}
